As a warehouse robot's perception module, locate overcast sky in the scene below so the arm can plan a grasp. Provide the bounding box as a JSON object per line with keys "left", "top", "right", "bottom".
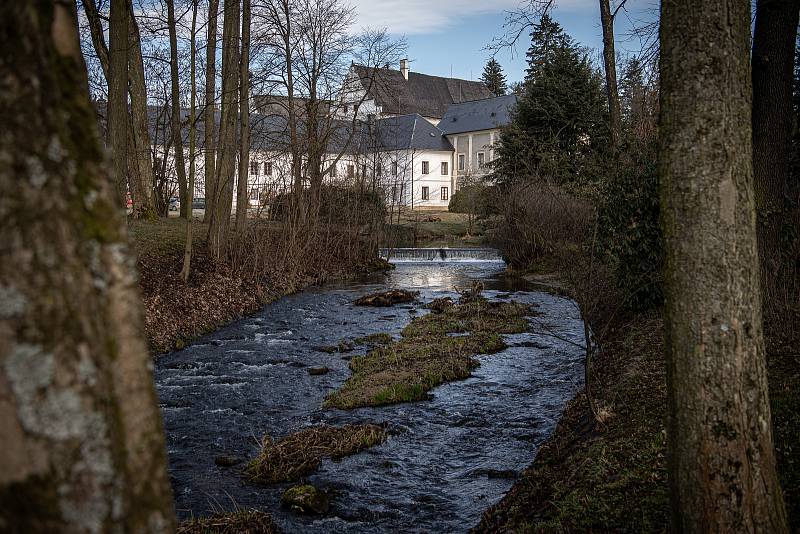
{"left": 348, "top": 0, "right": 658, "bottom": 83}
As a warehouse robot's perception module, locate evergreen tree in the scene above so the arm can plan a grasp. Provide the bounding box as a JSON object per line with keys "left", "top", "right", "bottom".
{"left": 524, "top": 14, "right": 573, "bottom": 84}
{"left": 496, "top": 30, "right": 608, "bottom": 185}
{"left": 481, "top": 58, "right": 508, "bottom": 96}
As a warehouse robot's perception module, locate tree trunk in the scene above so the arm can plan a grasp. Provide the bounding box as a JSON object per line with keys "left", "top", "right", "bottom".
{"left": 236, "top": 0, "right": 251, "bottom": 233}
{"left": 599, "top": 0, "right": 621, "bottom": 148}
{"left": 108, "top": 0, "right": 129, "bottom": 207}
{"left": 167, "top": 0, "right": 189, "bottom": 219}
{"left": 182, "top": 1, "right": 200, "bottom": 283}
{"left": 659, "top": 0, "right": 789, "bottom": 531}
{"left": 208, "top": 0, "right": 240, "bottom": 259}
{"left": 203, "top": 0, "right": 220, "bottom": 223}
{"left": 751, "top": 0, "right": 800, "bottom": 285}
{"left": 84, "top": 0, "right": 155, "bottom": 217}
{"left": 0, "top": 2, "right": 174, "bottom": 530}
{"left": 126, "top": 2, "right": 157, "bottom": 218}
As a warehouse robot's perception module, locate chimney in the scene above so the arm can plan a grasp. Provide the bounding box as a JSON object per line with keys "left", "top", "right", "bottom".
{"left": 400, "top": 59, "right": 409, "bottom": 80}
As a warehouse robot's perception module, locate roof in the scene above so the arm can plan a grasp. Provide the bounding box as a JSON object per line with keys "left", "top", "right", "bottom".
{"left": 369, "top": 114, "right": 453, "bottom": 152}
{"left": 352, "top": 65, "right": 493, "bottom": 119}
{"left": 437, "top": 94, "right": 518, "bottom": 135}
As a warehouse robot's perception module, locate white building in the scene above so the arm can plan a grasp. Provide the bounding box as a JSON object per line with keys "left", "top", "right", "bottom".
{"left": 139, "top": 63, "right": 517, "bottom": 211}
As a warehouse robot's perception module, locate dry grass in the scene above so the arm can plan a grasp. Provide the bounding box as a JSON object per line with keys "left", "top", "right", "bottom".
{"left": 130, "top": 218, "right": 382, "bottom": 353}
{"left": 324, "top": 296, "right": 534, "bottom": 410}
{"left": 177, "top": 509, "right": 280, "bottom": 534}
{"left": 354, "top": 289, "right": 418, "bottom": 307}
{"left": 245, "top": 424, "right": 387, "bottom": 484}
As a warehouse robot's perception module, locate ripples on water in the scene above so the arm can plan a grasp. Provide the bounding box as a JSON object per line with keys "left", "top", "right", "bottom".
{"left": 155, "top": 260, "right": 585, "bottom": 533}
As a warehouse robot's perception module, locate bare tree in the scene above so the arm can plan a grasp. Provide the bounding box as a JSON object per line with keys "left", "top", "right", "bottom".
{"left": 599, "top": 0, "right": 625, "bottom": 148}
{"left": 208, "top": 0, "right": 240, "bottom": 259}
{"left": 167, "top": 0, "right": 190, "bottom": 218}
{"left": 182, "top": 0, "right": 201, "bottom": 282}
{"left": 82, "top": 0, "right": 156, "bottom": 217}
{"left": 0, "top": 1, "right": 174, "bottom": 529}
{"left": 236, "top": 0, "right": 252, "bottom": 232}
{"left": 108, "top": 0, "right": 130, "bottom": 206}
{"left": 203, "top": 0, "right": 220, "bottom": 222}
{"left": 660, "top": 0, "right": 788, "bottom": 530}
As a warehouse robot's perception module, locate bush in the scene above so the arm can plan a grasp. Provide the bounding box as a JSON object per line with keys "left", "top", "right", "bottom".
{"left": 448, "top": 184, "right": 492, "bottom": 216}
{"left": 269, "top": 185, "right": 385, "bottom": 226}
{"left": 597, "top": 139, "right": 663, "bottom": 310}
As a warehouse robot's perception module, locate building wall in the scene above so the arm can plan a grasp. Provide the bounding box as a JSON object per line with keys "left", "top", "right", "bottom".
{"left": 449, "top": 128, "right": 499, "bottom": 187}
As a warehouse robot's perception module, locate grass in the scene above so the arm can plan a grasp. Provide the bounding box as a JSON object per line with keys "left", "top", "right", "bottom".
{"left": 384, "top": 209, "right": 485, "bottom": 248}
{"left": 245, "top": 424, "right": 387, "bottom": 484}
{"left": 324, "top": 296, "right": 534, "bottom": 410}
{"left": 477, "top": 310, "right": 800, "bottom": 533}
{"left": 177, "top": 509, "right": 280, "bottom": 534}
{"left": 477, "top": 313, "right": 669, "bottom": 532}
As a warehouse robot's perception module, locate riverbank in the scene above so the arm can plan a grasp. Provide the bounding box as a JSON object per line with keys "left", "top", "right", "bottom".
{"left": 130, "top": 218, "right": 386, "bottom": 353}
{"left": 477, "top": 273, "right": 800, "bottom": 531}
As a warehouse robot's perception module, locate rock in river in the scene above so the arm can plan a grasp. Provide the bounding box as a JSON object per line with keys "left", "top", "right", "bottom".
{"left": 281, "top": 484, "right": 330, "bottom": 514}
{"left": 308, "top": 366, "right": 330, "bottom": 376}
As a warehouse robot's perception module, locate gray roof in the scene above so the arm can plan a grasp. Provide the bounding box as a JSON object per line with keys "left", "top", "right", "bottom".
{"left": 369, "top": 114, "right": 453, "bottom": 152}
{"left": 437, "top": 94, "right": 518, "bottom": 135}
{"left": 353, "top": 65, "right": 492, "bottom": 119}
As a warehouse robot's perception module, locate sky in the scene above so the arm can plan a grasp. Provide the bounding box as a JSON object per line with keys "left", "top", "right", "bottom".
{"left": 348, "top": 0, "right": 659, "bottom": 83}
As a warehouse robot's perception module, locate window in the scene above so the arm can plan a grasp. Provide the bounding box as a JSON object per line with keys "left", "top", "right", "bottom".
{"left": 441, "top": 161, "right": 449, "bottom": 175}
{"left": 250, "top": 161, "right": 259, "bottom": 175}
{"left": 376, "top": 162, "right": 382, "bottom": 176}
{"left": 330, "top": 164, "right": 337, "bottom": 178}
{"left": 265, "top": 162, "right": 273, "bottom": 176}
{"left": 421, "top": 161, "right": 430, "bottom": 175}
{"left": 361, "top": 163, "right": 367, "bottom": 177}
{"left": 421, "top": 186, "right": 429, "bottom": 200}
{"left": 250, "top": 187, "right": 259, "bottom": 201}
{"left": 392, "top": 162, "right": 398, "bottom": 176}
{"left": 441, "top": 187, "right": 449, "bottom": 201}
{"left": 391, "top": 186, "right": 397, "bottom": 201}
{"left": 347, "top": 164, "right": 355, "bottom": 178}
{"left": 458, "top": 154, "right": 466, "bottom": 171}
{"left": 477, "top": 152, "right": 486, "bottom": 169}
{"left": 343, "top": 104, "right": 349, "bottom": 113}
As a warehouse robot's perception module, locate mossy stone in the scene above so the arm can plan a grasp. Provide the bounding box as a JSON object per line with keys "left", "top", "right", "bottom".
{"left": 281, "top": 484, "right": 330, "bottom": 514}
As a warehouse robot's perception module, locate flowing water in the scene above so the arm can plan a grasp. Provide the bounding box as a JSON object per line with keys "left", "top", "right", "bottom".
{"left": 155, "top": 251, "right": 585, "bottom": 533}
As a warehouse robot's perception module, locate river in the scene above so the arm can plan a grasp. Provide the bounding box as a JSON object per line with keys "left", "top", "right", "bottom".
{"left": 155, "top": 250, "right": 585, "bottom": 532}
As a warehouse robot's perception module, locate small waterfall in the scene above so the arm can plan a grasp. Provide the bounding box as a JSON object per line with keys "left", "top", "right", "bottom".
{"left": 380, "top": 248, "right": 504, "bottom": 263}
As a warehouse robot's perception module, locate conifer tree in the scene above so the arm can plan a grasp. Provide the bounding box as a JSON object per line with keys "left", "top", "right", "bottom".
{"left": 524, "top": 14, "right": 572, "bottom": 84}
{"left": 481, "top": 58, "right": 508, "bottom": 96}
{"left": 496, "top": 25, "right": 607, "bottom": 185}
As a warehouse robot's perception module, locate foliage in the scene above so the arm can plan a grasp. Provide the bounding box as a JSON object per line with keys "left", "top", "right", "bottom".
{"left": 480, "top": 58, "right": 508, "bottom": 96}
{"left": 178, "top": 510, "right": 280, "bottom": 534}
{"left": 494, "top": 21, "right": 608, "bottom": 186}
{"left": 598, "top": 136, "right": 663, "bottom": 310}
{"left": 447, "top": 184, "right": 492, "bottom": 217}
{"left": 269, "top": 185, "right": 385, "bottom": 225}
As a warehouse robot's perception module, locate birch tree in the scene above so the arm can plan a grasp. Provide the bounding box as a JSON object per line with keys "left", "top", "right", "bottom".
{"left": 0, "top": 1, "right": 174, "bottom": 529}
{"left": 659, "top": 0, "right": 788, "bottom": 530}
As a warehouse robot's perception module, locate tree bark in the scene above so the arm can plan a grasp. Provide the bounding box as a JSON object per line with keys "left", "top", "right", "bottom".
{"left": 126, "top": 2, "right": 157, "bottom": 218}
{"left": 236, "top": 0, "right": 251, "bottom": 232}
{"left": 203, "top": 0, "right": 220, "bottom": 223}
{"left": 182, "top": 0, "right": 200, "bottom": 283}
{"left": 108, "top": 0, "right": 129, "bottom": 207}
{"left": 751, "top": 0, "right": 800, "bottom": 281}
{"left": 83, "top": 0, "right": 155, "bottom": 217}
{"left": 659, "top": 0, "right": 789, "bottom": 531}
{"left": 208, "top": 0, "right": 240, "bottom": 259}
{"left": 167, "top": 0, "right": 189, "bottom": 219}
{"left": 0, "top": 1, "right": 174, "bottom": 530}
{"left": 599, "top": 0, "right": 621, "bottom": 149}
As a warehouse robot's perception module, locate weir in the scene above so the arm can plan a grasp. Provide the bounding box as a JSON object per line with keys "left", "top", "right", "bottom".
{"left": 380, "top": 247, "right": 504, "bottom": 263}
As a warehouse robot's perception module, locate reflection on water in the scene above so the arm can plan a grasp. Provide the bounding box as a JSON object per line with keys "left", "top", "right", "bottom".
{"left": 155, "top": 260, "right": 585, "bottom": 533}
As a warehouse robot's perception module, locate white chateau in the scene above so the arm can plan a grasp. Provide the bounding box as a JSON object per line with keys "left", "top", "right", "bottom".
{"left": 147, "top": 60, "right": 517, "bottom": 210}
